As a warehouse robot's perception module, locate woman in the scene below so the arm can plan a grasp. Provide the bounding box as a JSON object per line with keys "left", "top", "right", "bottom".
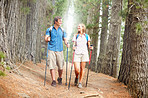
{"left": 72, "top": 23, "right": 93, "bottom": 88}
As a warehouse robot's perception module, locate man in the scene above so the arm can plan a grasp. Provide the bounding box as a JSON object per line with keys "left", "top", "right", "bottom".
{"left": 45, "top": 16, "right": 69, "bottom": 87}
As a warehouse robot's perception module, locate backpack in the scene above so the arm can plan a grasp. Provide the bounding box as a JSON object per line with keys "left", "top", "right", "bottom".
{"left": 76, "top": 33, "right": 89, "bottom": 47}
{"left": 76, "top": 33, "right": 89, "bottom": 42}
{"left": 49, "top": 26, "right": 64, "bottom": 39}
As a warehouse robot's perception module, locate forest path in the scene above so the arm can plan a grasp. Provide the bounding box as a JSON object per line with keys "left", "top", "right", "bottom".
{"left": 0, "top": 61, "right": 131, "bottom": 98}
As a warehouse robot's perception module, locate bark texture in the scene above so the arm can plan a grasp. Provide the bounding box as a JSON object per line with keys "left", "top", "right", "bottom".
{"left": 118, "top": 0, "right": 148, "bottom": 97}
{"left": 97, "top": 0, "right": 109, "bottom": 73}
{"left": 86, "top": 3, "right": 100, "bottom": 72}
{"left": 0, "top": 0, "right": 49, "bottom": 65}
{"left": 105, "top": 0, "right": 122, "bottom": 77}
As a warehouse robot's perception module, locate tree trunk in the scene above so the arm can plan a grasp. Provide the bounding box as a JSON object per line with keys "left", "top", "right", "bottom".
{"left": 86, "top": 3, "right": 101, "bottom": 72}
{"left": 118, "top": 1, "right": 131, "bottom": 86}
{"left": 127, "top": 1, "right": 148, "bottom": 97}
{"left": 118, "top": 0, "right": 148, "bottom": 97}
{"left": 105, "top": 0, "right": 122, "bottom": 78}
{"left": 0, "top": 0, "right": 49, "bottom": 66}
{"left": 97, "top": 0, "right": 109, "bottom": 73}
{"left": 91, "top": 14, "right": 100, "bottom": 71}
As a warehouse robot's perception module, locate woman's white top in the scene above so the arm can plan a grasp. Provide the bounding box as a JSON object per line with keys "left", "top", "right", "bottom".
{"left": 72, "top": 33, "right": 91, "bottom": 54}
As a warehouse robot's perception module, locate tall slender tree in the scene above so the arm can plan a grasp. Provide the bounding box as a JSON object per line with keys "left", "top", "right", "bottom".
{"left": 97, "top": 0, "right": 109, "bottom": 73}
{"left": 104, "top": 0, "right": 122, "bottom": 77}
{"left": 90, "top": 2, "right": 101, "bottom": 71}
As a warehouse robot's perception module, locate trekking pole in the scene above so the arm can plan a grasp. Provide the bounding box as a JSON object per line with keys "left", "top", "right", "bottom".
{"left": 86, "top": 45, "right": 93, "bottom": 87}
{"left": 65, "top": 42, "right": 69, "bottom": 86}
{"left": 68, "top": 50, "right": 75, "bottom": 89}
{"left": 44, "top": 43, "right": 49, "bottom": 86}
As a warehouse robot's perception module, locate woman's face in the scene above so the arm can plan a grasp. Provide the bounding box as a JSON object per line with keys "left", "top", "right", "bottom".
{"left": 77, "top": 25, "right": 82, "bottom": 32}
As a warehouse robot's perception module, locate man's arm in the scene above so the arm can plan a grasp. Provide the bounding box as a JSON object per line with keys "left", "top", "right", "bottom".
{"left": 45, "top": 35, "right": 50, "bottom": 42}
{"left": 63, "top": 38, "right": 69, "bottom": 48}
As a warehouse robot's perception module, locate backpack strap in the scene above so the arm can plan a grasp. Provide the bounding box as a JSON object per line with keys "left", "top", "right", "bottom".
{"left": 49, "top": 26, "right": 64, "bottom": 39}
{"left": 85, "top": 34, "right": 88, "bottom": 42}
{"left": 76, "top": 33, "right": 88, "bottom": 42}
{"left": 59, "top": 27, "right": 64, "bottom": 40}
{"left": 49, "top": 26, "right": 53, "bottom": 37}
{"left": 76, "top": 34, "right": 79, "bottom": 40}
{"left": 76, "top": 33, "right": 89, "bottom": 47}
{"left": 60, "top": 27, "right": 64, "bottom": 33}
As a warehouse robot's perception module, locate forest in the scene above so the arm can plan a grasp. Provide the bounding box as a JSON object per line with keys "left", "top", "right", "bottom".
{"left": 0, "top": 0, "right": 148, "bottom": 97}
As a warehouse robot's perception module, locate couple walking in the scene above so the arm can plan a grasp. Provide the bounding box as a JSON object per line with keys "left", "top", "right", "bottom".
{"left": 45, "top": 16, "right": 93, "bottom": 88}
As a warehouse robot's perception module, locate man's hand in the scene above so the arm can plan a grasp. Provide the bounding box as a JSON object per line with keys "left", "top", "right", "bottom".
{"left": 45, "top": 35, "right": 50, "bottom": 42}
{"left": 47, "top": 37, "right": 50, "bottom": 41}
{"left": 66, "top": 43, "right": 70, "bottom": 48}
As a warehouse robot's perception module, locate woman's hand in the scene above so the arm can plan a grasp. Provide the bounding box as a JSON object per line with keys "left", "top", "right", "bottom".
{"left": 73, "top": 45, "right": 76, "bottom": 50}
{"left": 89, "top": 45, "right": 93, "bottom": 50}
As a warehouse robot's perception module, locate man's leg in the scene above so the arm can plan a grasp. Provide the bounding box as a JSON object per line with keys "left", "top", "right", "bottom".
{"left": 50, "top": 69, "right": 56, "bottom": 86}
{"left": 56, "top": 51, "right": 64, "bottom": 85}
{"left": 48, "top": 50, "right": 57, "bottom": 86}
{"left": 58, "top": 69, "right": 63, "bottom": 78}
{"left": 50, "top": 69, "right": 56, "bottom": 81}
{"left": 57, "top": 69, "right": 63, "bottom": 85}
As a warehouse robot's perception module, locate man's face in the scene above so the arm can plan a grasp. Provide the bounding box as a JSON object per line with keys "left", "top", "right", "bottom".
{"left": 55, "top": 19, "right": 62, "bottom": 26}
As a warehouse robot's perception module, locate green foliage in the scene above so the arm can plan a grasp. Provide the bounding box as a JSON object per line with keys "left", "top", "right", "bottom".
{"left": 134, "top": 0, "right": 148, "bottom": 8}
{"left": 55, "top": 0, "right": 68, "bottom": 16}
{"left": 21, "top": 7, "right": 30, "bottom": 15}
{"left": 0, "top": 71, "right": 6, "bottom": 76}
{"left": 20, "top": 0, "right": 37, "bottom": 15}
{"left": 6, "top": 66, "right": 11, "bottom": 70}
{"left": 41, "top": 48, "right": 45, "bottom": 53}
{"left": 135, "top": 23, "right": 142, "bottom": 35}
{"left": 0, "top": 51, "right": 5, "bottom": 59}
{"left": 119, "top": 8, "right": 128, "bottom": 21}
{"left": 20, "top": 0, "right": 37, "bottom": 3}
{"left": 0, "top": 62, "right": 4, "bottom": 66}
{"left": 87, "top": 24, "right": 95, "bottom": 29}
{"left": 74, "top": 0, "right": 91, "bottom": 24}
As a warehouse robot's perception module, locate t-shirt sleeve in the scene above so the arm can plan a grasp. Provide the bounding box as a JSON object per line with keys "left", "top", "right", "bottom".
{"left": 46, "top": 28, "right": 50, "bottom": 36}
{"left": 88, "top": 35, "right": 91, "bottom": 42}
{"left": 72, "top": 34, "right": 76, "bottom": 42}
{"left": 63, "top": 31, "right": 67, "bottom": 38}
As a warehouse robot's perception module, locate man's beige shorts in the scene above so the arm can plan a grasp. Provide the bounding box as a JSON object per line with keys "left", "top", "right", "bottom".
{"left": 74, "top": 53, "right": 89, "bottom": 62}
{"left": 47, "top": 50, "right": 64, "bottom": 69}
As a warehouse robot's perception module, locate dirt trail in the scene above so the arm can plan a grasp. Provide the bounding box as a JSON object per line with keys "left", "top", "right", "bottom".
{"left": 0, "top": 61, "right": 131, "bottom": 98}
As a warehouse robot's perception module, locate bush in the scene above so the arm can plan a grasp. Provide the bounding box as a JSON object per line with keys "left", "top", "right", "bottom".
{"left": 0, "top": 71, "right": 6, "bottom": 76}
{"left": 0, "top": 51, "right": 5, "bottom": 60}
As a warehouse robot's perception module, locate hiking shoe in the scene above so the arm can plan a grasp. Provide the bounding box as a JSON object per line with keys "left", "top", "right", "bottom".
{"left": 78, "top": 83, "right": 82, "bottom": 88}
{"left": 51, "top": 80, "right": 56, "bottom": 87}
{"left": 74, "top": 77, "right": 78, "bottom": 86}
{"left": 57, "top": 77, "right": 62, "bottom": 85}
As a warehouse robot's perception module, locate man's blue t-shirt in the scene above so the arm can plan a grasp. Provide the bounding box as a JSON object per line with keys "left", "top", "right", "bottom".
{"left": 46, "top": 26, "right": 66, "bottom": 52}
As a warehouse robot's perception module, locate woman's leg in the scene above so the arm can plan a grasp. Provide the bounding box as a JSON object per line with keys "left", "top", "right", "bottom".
{"left": 74, "top": 62, "right": 80, "bottom": 86}
{"left": 79, "top": 62, "right": 86, "bottom": 83}
{"left": 74, "top": 62, "right": 80, "bottom": 78}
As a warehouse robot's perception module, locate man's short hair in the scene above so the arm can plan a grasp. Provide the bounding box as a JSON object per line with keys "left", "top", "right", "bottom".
{"left": 54, "top": 16, "right": 62, "bottom": 24}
